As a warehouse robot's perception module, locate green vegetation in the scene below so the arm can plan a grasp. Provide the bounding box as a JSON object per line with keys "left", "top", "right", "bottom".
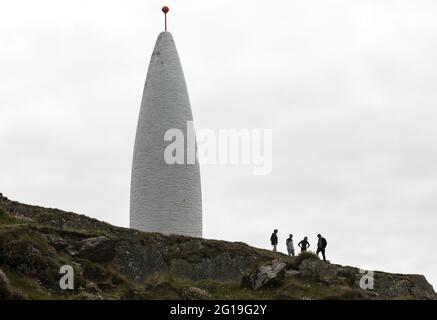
{"left": 296, "top": 250, "right": 319, "bottom": 261}
{"left": 191, "top": 279, "right": 277, "bottom": 300}
{"left": 0, "top": 208, "right": 22, "bottom": 225}
{"left": 289, "top": 251, "right": 319, "bottom": 269}
{"left": 138, "top": 271, "right": 363, "bottom": 300}
{"left": 142, "top": 272, "right": 279, "bottom": 300}
{"left": 277, "top": 276, "right": 363, "bottom": 300}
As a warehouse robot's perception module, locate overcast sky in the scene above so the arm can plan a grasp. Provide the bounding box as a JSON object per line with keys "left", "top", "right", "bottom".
{"left": 1, "top": 0, "right": 437, "bottom": 288}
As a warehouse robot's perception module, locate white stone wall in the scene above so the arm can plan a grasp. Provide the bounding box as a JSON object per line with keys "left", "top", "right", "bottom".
{"left": 130, "top": 32, "right": 202, "bottom": 237}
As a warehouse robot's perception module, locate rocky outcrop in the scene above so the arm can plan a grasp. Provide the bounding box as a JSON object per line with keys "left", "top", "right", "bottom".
{"left": 77, "top": 236, "right": 117, "bottom": 262}
{"left": 0, "top": 193, "right": 436, "bottom": 300}
{"left": 113, "top": 238, "right": 168, "bottom": 283}
{"left": 296, "top": 258, "right": 436, "bottom": 300}
{"left": 113, "top": 237, "right": 270, "bottom": 283}
{"left": 242, "top": 259, "right": 287, "bottom": 290}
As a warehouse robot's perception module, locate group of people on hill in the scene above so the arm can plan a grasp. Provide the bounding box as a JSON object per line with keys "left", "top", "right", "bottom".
{"left": 270, "top": 229, "right": 328, "bottom": 262}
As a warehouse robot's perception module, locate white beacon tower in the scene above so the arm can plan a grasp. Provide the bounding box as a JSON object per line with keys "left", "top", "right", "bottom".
{"left": 130, "top": 7, "right": 202, "bottom": 237}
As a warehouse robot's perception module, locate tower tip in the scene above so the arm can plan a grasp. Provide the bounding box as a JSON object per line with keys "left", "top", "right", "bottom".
{"left": 162, "top": 6, "right": 169, "bottom": 31}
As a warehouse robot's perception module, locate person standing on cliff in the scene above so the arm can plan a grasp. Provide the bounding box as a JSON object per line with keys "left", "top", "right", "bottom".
{"left": 298, "top": 236, "right": 310, "bottom": 253}
{"left": 270, "top": 229, "right": 278, "bottom": 252}
{"left": 317, "top": 234, "right": 328, "bottom": 262}
{"left": 286, "top": 234, "right": 295, "bottom": 256}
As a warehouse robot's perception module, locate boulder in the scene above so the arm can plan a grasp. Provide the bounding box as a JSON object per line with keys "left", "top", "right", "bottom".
{"left": 299, "top": 258, "right": 339, "bottom": 281}
{"left": 77, "top": 236, "right": 116, "bottom": 262}
{"left": 242, "top": 259, "right": 287, "bottom": 290}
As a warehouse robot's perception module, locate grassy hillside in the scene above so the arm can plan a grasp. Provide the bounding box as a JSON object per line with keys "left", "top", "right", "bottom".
{"left": 0, "top": 194, "right": 435, "bottom": 300}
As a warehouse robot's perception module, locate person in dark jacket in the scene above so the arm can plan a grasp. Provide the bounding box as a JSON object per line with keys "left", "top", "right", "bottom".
{"left": 298, "top": 236, "right": 310, "bottom": 253}
{"left": 270, "top": 229, "right": 278, "bottom": 252}
{"left": 317, "top": 234, "right": 328, "bottom": 262}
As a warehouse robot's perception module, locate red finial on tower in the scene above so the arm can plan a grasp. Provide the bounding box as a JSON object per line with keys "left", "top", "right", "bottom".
{"left": 162, "top": 6, "right": 169, "bottom": 31}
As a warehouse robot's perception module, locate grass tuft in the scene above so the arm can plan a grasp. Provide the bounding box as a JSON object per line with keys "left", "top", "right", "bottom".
{"left": 0, "top": 208, "right": 22, "bottom": 225}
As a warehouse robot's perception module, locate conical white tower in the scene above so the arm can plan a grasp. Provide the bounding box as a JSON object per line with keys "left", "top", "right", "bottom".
{"left": 130, "top": 31, "right": 202, "bottom": 237}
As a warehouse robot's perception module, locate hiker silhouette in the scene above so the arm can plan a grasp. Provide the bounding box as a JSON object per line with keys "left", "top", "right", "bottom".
{"left": 317, "top": 234, "right": 328, "bottom": 262}
{"left": 270, "top": 229, "right": 278, "bottom": 252}
{"left": 286, "top": 234, "right": 295, "bottom": 256}
{"left": 298, "top": 236, "right": 310, "bottom": 253}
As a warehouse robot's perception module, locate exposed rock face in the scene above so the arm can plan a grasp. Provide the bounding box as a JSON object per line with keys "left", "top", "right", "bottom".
{"left": 242, "top": 259, "right": 287, "bottom": 290}
{"left": 113, "top": 239, "right": 168, "bottom": 283}
{"left": 0, "top": 193, "right": 436, "bottom": 300}
{"left": 112, "top": 237, "right": 266, "bottom": 283}
{"left": 373, "top": 273, "right": 435, "bottom": 300}
{"left": 77, "top": 236, "right": 117, "bottom": 262}
{"left": 299, "top": 258, "right": 340, "bottom": 281}
{"left": 297, "top": 258, "right": 437, "bottom": 300}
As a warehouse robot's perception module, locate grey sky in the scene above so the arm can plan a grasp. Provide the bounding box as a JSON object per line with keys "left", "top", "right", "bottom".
{"left": 1, "top": 0, "right": 437, "bottom": 288}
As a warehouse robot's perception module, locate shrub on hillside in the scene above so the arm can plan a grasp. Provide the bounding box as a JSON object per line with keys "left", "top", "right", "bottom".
{"left": 291, "top": 251, "right": 319, "bottom": 268}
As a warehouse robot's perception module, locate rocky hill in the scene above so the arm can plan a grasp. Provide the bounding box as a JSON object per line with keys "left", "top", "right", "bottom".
{"left": 0, "top": 193, "right": 435, "bottom": 300}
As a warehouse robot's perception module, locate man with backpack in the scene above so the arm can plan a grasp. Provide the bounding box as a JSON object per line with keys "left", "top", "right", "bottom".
{"left": 317, "top": 234, "right": 328, "bottom": 262}
{"left": 270, "top": 229, "right": 278, "bottom": 252}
